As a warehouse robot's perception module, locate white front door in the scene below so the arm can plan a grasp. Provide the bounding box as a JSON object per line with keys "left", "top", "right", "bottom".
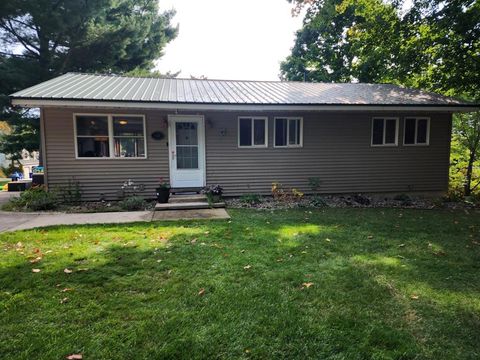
{"left": 168, "top": 115, "right": 206, "bottom": 188}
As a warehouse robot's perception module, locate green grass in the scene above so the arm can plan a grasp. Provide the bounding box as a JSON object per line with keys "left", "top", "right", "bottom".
{"left": 0, "top": 180, "right": 9, "bottom": 187}
{"left": 1, "top": 208, "right": 479, "bottom": 359}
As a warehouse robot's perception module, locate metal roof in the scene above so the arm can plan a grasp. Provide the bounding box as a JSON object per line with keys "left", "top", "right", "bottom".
{"left": 10, "top": 72, "right": 474, "bottom": 108}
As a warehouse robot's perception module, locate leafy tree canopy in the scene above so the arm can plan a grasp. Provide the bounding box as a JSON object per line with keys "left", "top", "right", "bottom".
{"left": 0, "top": 0, "right": 177, "bottom": 158}
{"left": 281, "top": 0, "right": 480, "bottom": 99}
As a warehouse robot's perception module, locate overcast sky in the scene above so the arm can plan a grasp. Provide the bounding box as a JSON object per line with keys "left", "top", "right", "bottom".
{"left": 155, "top": 0, "right": 304, "bottom": 81}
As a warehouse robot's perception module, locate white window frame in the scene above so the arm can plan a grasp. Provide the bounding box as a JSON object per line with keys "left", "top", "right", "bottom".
{"left": 403, "top": 117, "right": 430, "bottom": 146}
{"left": 237, "top": 116, "right": 268, "bottom": 148}
{"left": 73, "top": 113, "right": 147, "bottom": 159}
{"left": 273, "top": 117, "right": 303, "bottom": 148}
{"left": 371, "top": 117, "right": 399, "bottom": 147}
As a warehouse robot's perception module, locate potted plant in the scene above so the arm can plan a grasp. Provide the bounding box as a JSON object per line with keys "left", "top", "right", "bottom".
{"left": 202, "top": 184, "right": 223, "bottom": 204}
{"left": 156, "top": 178, "right": 170, "bottom": 203}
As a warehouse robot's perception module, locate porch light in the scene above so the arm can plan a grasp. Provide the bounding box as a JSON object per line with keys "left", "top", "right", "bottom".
{"left": 119, "top": 120, "right": 128, "bottom": 125}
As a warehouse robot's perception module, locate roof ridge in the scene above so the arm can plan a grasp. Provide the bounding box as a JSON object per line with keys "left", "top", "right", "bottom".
{"left": 64, "top": 72, "right": 402, "bottom": 86}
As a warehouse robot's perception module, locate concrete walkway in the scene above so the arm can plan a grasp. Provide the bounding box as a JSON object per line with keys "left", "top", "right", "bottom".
{"left": 0, "top": 208, "right": 230, "bottom": 233}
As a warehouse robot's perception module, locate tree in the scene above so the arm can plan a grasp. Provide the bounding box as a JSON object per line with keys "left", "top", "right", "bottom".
{"left": 0, "top": 0, "right": 178, "bottom": 160}
{"left": 451, "top": 112, "right": 480, "bottom": 196}
{"left": 282, "top": 0, "right": 480, "bottom": 196}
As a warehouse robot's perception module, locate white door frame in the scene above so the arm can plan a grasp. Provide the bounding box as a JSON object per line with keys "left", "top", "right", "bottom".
{"left": 168, "top": 114, "right": 206, "bottom": 188}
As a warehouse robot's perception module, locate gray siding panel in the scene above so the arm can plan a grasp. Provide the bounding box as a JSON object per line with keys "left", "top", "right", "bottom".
{"left": 43, "top": 108, "right": 451, "bottom": 200}
{"left": 43, "top": 108, "right": 169, "bottom": 200}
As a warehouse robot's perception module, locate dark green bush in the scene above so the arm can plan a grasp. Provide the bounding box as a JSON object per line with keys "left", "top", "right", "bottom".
{"left": 6, "top": 186, "right": 59, "bottom": 211}
{"left": 240, "top": 193, "right": 262, "bottom": 205}
{"left": 118, "top": 196, "right": 146, "bottom": 211}
{"left": 310, "top": 195, "right": 328, "bottom": 207}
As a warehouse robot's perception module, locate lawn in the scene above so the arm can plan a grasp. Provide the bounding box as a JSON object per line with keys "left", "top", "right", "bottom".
{"left": 0, "top": 208, "right": 479, "bottom": 359}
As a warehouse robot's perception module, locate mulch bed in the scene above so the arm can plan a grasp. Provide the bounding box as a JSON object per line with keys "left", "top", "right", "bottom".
{"left": 226, "top": 193, "right": 478, "bottom": 210}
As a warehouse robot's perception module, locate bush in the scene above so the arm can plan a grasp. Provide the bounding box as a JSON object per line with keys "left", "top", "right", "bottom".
{"left": 6, "top": 186, "right": 59, "bottom": 211}
{"left": 203, "top": 184, "right": 223, "bottom": 204}
{"left": 57, "top": 179, "right": 82, "bottom": 204}
{"left": 310, "top": 195, "right": 328, "bottom": 207}
{"left": 393, "top": 193, "right": 412, "bottom": 206}
{"left": 240, "top": 193, "right": 262, "bottom": 205}
{"left": 118, "top": 196, "right": 146, "bottom": 211}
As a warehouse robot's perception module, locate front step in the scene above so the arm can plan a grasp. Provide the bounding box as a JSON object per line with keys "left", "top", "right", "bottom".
{"left": 169, "top": 194, "right": 207, "bottom": 203}
{"left": 155, "top": 201, "right": 225, "bottom": 211}
{"left": 170, "top": 187, "right": 202, "bottom": 194}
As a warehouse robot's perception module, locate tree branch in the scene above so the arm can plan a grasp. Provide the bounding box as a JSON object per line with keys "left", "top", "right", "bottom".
{"left": 0, "top": 19, "right": 40, "bottom": 55}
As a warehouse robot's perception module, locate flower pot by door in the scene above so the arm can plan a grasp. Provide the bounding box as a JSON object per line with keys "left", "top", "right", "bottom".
{"left": 156, "top": 188, "right": 170, "bottom": 203}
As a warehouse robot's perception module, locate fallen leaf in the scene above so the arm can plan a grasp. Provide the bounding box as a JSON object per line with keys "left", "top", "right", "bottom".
{"left": 302, "top": 282, "right": 314, "bottom": 289}
{"left": 198, "top": 288, "right": 206, "bottom": 296}
{"left": 301, "top": 251, "right": 307, "bottom": 254}
{"left": 243, "top": 265, "right": 252, "bottom": 270}
{"left": 204, "top": 231, "right": 210, "bottom": 235}
{"left": 34, "top": 248, "right": 41, "bottom": 253}
{"left": 61, "top": 288, "right": 73, "bottom": 292}
{"left": 66, "top": 354, "right": 82, "bottom": 360}
{"left": 325, "top": 238, "right": 331, "bottom": 242}
{"left": 64, "top": 268, "right": 73, "bottom": 274}
{"left": 367, "top": 235, "right": 374, "bottom": 239}
{"left": 398, "top": 243, "right": 405, "bottom": 247}
{"left": 410, "top": 294, "right": 419, "bottom": 300}
{"left": 29, "top": 257, "right": 42, "bottom": 264}
{"left": 45, "top": 250, "right": 53, "bottom": 254}
{"left": 60, "top": 297, "right": 69, "bottom": 304}
{"left": 32, "top": 268, "right": 41, "bottom": 273}
{"left": 190, "top": 238, "right": 197, "bottom": 244}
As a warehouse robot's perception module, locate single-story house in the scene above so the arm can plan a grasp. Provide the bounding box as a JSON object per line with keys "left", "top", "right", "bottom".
{"left": 10, "top": 73, "right": 479, "bottom": 200}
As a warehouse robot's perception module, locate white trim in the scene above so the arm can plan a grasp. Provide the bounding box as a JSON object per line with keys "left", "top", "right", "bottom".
{"left": 73, "top": 113, "right": 147, "bottom": 159}
{"left": 11, "top": 98, "right": 479, "bottom": 113}
{"left": 168, "top": 115, "right": 206, "bottom": 188}
{"left": 273, "top": 117, "right": 303, "bottom": 148}
{"left": 371, "top": 117, "right": 399, "bottom": 147}
{"left": 237, "top": 116, "right": 268, "bottom": 148}
{"left": 403, "top": 117, "right": 430, "bottom": 146}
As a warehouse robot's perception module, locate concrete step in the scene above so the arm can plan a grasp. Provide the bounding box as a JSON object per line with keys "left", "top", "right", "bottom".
{"left": 169, "top": 194, "right": 207, "bottom": 203}
{"left": 155, "top": 202, "right": 225, "bottom": 211}
{"left": 170, "top": 187, "right": 202, "bottom": 194}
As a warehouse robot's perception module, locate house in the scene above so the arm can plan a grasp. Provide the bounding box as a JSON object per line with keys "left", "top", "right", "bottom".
{"left": 9, "top": 73, "right": 479, "bottom": 200}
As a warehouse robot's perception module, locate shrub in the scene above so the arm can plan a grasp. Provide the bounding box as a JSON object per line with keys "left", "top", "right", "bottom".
{"left": 310, "top": 195, "right": 328, "bottom": 207}
{"left": 203, "top": 184, "right": 223, "bottom": 204}
{"left": 118, "top": 196, "right": 146, "bottom": 211}
{"left": 240, "top": 193, "right": 262, "bottom": 205}
{"left": 6, "top": 186, "right": 59, "bottom": 211}
{"left": 308, "top": 177, "right": 321, "bottom": 193}
{"left": 57, "top": 179, "right": 82, "bottom": 204}
{"left": 393, "top": 194, "right": 412, "bottom": 206}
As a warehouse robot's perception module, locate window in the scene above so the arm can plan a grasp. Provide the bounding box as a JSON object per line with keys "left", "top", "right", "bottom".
{"left": 371, "top": 118, "right": 398, "bottom": 146}
{"left": 274, "top": 117, "right": 303, "bottom": 147}
{"left": 75, "top": 114, "right": 146, "bottom": 158}
{"left": 404, "top": 117, "right": 430, "bottom": 145}
{"left": 238, "top": 117, "right": 267, "bottom": 147}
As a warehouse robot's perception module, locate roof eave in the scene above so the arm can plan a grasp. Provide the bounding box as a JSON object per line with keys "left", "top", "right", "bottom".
{"left": 10, "top": 97, "right": 480, "bottom": 113}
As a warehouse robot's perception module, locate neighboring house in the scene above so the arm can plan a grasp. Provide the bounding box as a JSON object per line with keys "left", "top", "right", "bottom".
{"left": 10, "top": 73, "right": 479, "bottom": 200}
{"left": 0, "top": 121, "right": 39, "bottom": 179}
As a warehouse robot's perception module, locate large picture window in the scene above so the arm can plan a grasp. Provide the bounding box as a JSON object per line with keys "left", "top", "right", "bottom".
{"left": 404, "top": 117, "right": 430, "bottom": 145}
{"left": 75, "top": 114, "right": 146, "bottom": 158}
{"left": 238, "top": 117, "right": 268, "bottom": 147}
{"left": 371, "top": 118, "right": 398, "bottom": 146}
{"left": 274, "top": 117, "right": 303, "bottom": 147}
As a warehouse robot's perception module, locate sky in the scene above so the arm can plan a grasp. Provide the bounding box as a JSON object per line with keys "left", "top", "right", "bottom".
{"left": 155, "top": 0, "right": 304, "bottom": 81}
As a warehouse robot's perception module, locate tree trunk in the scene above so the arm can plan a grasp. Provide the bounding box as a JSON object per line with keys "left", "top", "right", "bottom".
{"left": 464, "top": 149, "right": 475, "bottom": 196}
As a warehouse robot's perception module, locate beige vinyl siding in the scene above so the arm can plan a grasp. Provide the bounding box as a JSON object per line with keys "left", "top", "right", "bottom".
{"left": 42, "top": 108, "right": 451, "bottom": 200}
{"left": 43, "top": 108, "right": 169, "bottom": 200}
{"left": 206, "top": 111, "right": 451, "bottom": 195}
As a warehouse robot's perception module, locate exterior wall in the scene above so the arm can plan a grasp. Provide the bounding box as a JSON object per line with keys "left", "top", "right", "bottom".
{"left": 42, "top": 107, "right": 452, "bottom": 200}
{"left": 43, "top": 107, "right": 169, "bottom": 200}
